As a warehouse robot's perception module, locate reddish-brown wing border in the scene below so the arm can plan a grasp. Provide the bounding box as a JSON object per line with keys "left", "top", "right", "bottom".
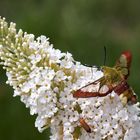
{"left": 73, "top": 79, "right": 130, "bottom": 98}
{"left": 73, "top": 77, "right": 110, "bottom": 98}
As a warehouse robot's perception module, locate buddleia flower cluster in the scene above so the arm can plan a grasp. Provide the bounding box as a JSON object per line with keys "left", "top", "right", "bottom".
{"left": 0, "top": 17, "right": 140, "bottom": 140}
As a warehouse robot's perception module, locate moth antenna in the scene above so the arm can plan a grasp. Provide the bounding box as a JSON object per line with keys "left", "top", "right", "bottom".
{"left": 104, "top": 46, "right": 107, "bottom": 65}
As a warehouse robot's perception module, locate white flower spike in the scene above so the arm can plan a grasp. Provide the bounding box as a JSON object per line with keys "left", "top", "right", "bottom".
{"left": 0, "top": 17, "right": 140, "bottom": 140}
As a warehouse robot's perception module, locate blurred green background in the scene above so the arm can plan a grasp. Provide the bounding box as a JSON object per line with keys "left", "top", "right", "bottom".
{"left": 0, "top": 0, "right": 140, "bottom": 139}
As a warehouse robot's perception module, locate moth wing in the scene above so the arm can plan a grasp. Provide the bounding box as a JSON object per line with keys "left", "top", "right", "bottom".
{"left": 73, "top": 77, "right": 110, "bottom": 98}
{"left": 73, "top": 79, "right": 100, "bottom": 98}
{"left": 115, "top": 51, "right": 132, "bottom": 79}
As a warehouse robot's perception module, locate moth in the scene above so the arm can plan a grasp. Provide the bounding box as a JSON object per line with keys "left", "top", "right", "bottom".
{"left": 74, "top": 51, "right": 137, "bottom": 133}
{"left": 73, "top": 51, "right": 137, "bottom": 105}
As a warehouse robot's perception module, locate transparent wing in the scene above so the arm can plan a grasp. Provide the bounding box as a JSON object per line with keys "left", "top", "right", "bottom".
{"left": 73, "top": 77, "right": 112, "bottom": 98}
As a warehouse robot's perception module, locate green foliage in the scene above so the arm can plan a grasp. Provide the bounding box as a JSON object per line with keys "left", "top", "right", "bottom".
{"left": 0, "top": 0, "right": 140, "bottom": 139}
